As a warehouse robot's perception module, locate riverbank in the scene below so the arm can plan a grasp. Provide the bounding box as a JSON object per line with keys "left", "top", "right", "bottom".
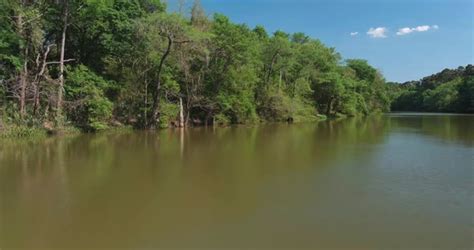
{"left": 0, "top": 123, "right": 140, "bottom": 140}
{"left": 0, "top": 124, "right": 77, "bottom": 140}
{"left": 0, "top": 115, "right": 329, "bottom": 140}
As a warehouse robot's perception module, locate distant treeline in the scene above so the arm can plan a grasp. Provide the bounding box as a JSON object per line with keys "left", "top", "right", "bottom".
{"left": 0, "top": 0, "right": 390, "bottom": 132}
{"left": 389, "top": 65, "right": 474, "bottom": 113}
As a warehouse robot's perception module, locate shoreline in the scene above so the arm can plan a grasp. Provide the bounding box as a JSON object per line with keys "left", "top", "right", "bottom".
{"left": 0, "top": 116, "right": 330, "bottom": 140}
{"left": 3, "top": 112, "right": 472, "bottom": 140}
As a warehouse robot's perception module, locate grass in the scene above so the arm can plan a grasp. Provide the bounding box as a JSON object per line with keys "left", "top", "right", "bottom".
{"left": 0, "top": 123, "right": 82, "bottom": 141}
{"left": 0, "top": 125, "right": 47, "bottom": 139}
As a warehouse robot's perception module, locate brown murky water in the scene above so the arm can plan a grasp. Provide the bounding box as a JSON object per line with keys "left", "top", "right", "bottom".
{"left": 1, "top": 113, "right": 473, "bottom": 248}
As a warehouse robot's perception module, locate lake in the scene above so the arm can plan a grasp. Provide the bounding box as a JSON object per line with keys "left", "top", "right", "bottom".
{"left": 1, "top": 113, "right": 473, "bottom": 248}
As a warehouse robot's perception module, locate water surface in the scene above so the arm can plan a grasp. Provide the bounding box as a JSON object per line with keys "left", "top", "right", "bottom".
{"left": 1, "top": 114, "right": 473, "bottom": 248}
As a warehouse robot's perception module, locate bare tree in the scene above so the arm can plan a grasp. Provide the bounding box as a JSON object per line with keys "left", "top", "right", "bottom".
{"left": 56, "top": 0, "right": 69, "bottom": 120}
{"left": 178, "top": 0, "right": 186, "bottom": 16}
{"left": 32, "top": 44, "right": 53, "bottom": 115}
{"left": 15, "top": 4, "right": 27, "bottom": 118}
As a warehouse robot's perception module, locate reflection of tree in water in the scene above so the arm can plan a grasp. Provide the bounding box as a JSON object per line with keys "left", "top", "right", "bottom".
{"left": 138, "top": 118, "right": 392, "bottom": 241}
{"left": 315, "top": 115, "right": 390, "bottom": 145}
{"left": 387, "top": 114, "right": 474, "bottom": 146}
{"left": 0, "top": 136, "right": 75, "bottom": 247}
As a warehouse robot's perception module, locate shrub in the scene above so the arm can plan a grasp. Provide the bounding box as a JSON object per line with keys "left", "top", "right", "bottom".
{"left": 65, "top": 65, "right": 113, "bottom": 131}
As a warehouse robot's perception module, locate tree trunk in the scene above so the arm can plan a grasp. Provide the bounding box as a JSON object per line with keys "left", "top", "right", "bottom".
{"left": 279, "top": 70, "right": 282, "bottom": 91}
{"left": 185, "top": 96, "right": 191, "bottom": 127}
{"left": 265, "top": 52, "right": 279, "bottom": 87}
{"left": 19, "top": 48, "right": 27, "bottom": 119}
{"left": 144, "top": 78, "right": 148, "bottom": 127}
{"left": 150, "top": 36, "right": 173, "bottom": 129}
{"left": 33, "top": 45, "right": 52, "bottom": 115}
{"left": 185, "top": 109, "right": 190, "bottom": 127}
{"left": 16, "top": 12, "right": 27, "bottom": 119}
{"left": 57, "top": 0, "right": 68, "bottom": 119}
{"left": 179, "top": 97, "right": 184, "bottom": 128}
{"left": 326, "top": 98, "right": 333, "bottom": 116}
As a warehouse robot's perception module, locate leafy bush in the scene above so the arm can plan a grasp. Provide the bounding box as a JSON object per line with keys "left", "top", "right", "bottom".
{"left": 158, "top": 101, "right": 179, "bottom": 128}
{"left": 258, "top": 88, "right": 318, "bottom": 122}
{"left": 214, "top": 113, "right": 231, "bottom": 126}
{"left": 65, "top": 65, "right": 113, "bottom": 131}
{"left": 216, "top": 66, "right": 259, "bottom": 124}
{"left": 258, "top": 89, "right": 292, "bottom": 122}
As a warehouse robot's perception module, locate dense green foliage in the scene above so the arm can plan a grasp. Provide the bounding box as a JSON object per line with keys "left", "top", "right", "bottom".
{"left": 65, "top": 65, "right": 113, "bottom": 131}
{"left": 390, "top": 65, "right": 474, "bottom": 113}
{"left": 0, "top": 0, "right": 397, "bottom": 133}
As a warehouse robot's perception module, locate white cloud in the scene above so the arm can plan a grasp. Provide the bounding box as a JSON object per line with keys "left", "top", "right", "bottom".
{"left": 396, "top": 27, "right": 414, "bottom": 36}
{"left": 367, "top": 27, "right": 387, "bottom": 38}
{"left": 396, "top": 25, "right": 439, "bottom": 36}
{"left": 415, "top": 25, "right": 430, "bottom": 32}
{"left": 350, "top": 32, "right": 359, "bottom": 36}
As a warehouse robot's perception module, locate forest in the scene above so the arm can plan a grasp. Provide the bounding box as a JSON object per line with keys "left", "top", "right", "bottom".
{"left": 0, "top": 0, "right": 469, "bottom": 137}
{"left": 390, "top": 65, "right": 474, "bottom": 113}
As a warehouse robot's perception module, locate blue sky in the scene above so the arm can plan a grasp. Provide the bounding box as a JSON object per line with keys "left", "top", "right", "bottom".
{"left": 168, "top": 0, "right": 473, "bottom": 82}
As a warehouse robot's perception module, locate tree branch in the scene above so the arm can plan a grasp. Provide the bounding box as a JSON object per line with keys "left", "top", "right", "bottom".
{"left": 45, "top": 59, "right": 75, "bottom": 65}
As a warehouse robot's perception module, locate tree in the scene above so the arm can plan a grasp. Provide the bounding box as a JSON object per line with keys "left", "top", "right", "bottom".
{"left": 314, "top": 71, "right": 345, "bottom": 116}
{"left": 190, "top": 0, "right": 207, "bottom": 28}
{"left": 206, "top": 14, "right": 261, "bottom": 124}
{"left": 347, "top": 59, "right": 390, "bottom": 113}
{"left": 56, "top": 0, "right": 69, "bottom": 120}
{"left": 261, "top": 31, "right": 292, "bottom": 88}
{"left": 140, "top": 13, "right": 197, "bottom": 128}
